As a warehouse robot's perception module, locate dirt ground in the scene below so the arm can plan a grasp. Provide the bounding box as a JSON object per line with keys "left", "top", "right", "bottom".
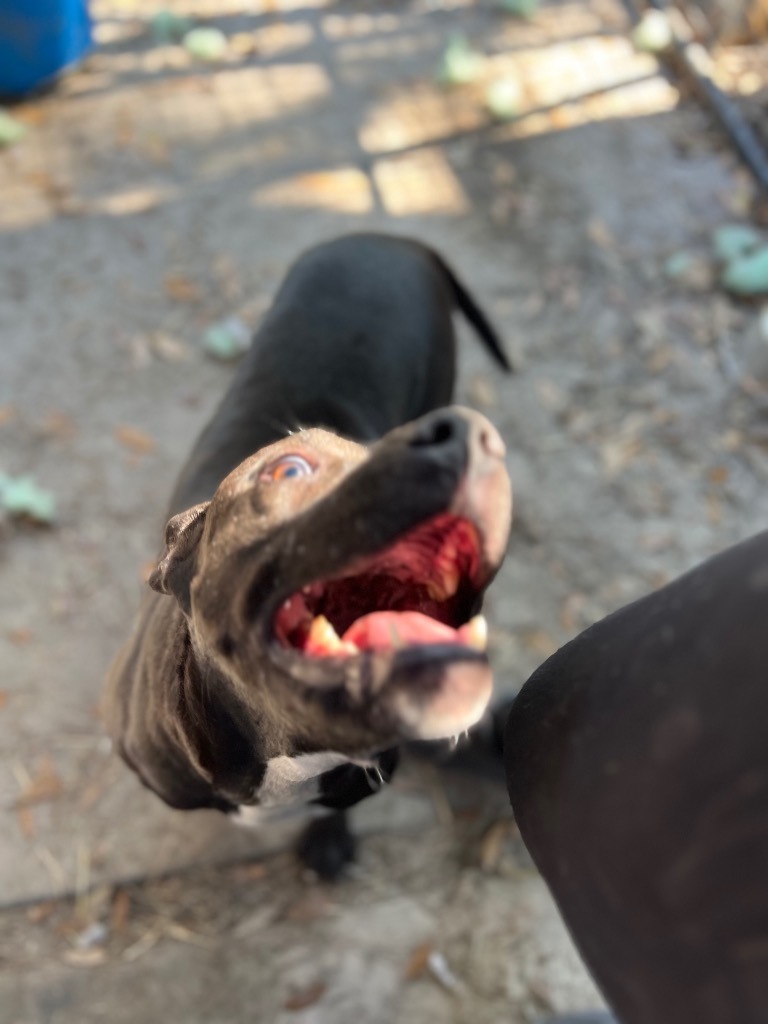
{"left": 2, "top": 0, "right": 768, "bottom": 1021}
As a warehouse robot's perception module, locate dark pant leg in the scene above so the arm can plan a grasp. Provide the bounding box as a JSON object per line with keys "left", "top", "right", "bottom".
{"left": 505, "top": 530, "right": 768, "bottom": 1024}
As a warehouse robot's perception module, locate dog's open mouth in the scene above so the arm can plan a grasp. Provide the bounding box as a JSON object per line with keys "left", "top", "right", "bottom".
{"left": 273, "top": 513, "right": 487, "bottom": 659}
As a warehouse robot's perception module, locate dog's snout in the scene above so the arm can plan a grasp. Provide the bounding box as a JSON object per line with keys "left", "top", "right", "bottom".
{"left": 408, "top": 409, "right": 465, "bottom": 451}
{"left": 474, "top": 418, "right": 506, "bottom": 460}
{"left": 407, "top": 407, "right": 506, "bottom": 464}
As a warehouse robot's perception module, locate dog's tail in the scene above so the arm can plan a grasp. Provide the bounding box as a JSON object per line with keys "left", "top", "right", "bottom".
{"left": 434, "top": 254, "right": 513, "bottom": 373}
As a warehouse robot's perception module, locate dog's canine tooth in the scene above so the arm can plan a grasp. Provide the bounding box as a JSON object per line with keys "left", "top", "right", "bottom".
{"left": 461, "top": 615, "right": 488, "bottom": 652}
{"left": 307, "top": 615, "right": 358, "bottom": 654}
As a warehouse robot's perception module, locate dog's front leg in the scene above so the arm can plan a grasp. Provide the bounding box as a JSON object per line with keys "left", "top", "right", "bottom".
{"left": 296, "top": 811, "right": 356, "bottom": 881}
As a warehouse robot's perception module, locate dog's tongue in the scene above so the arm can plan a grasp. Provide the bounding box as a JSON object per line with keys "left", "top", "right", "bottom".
{"left": 345, "top": 611, "right": 460, "bottom": 650}
{"left": 304, "top": 611, "right": 487, "bottom": 656}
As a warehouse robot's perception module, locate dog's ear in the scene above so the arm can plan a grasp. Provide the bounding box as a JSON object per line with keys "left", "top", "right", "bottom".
{"left": 148, "top": 502, "right": 210, "bottom": 614}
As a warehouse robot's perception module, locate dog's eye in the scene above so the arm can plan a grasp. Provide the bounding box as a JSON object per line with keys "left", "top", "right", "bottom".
{"left": 262, "top": 454, "right": 314, "bottom": 482}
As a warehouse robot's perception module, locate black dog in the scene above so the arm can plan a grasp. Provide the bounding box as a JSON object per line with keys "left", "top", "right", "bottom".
{"left": 506, "top": 529, "right": 768, "bottom": 1023}
{"left": 105, "top": 233, "right": 513, "bottom": 877}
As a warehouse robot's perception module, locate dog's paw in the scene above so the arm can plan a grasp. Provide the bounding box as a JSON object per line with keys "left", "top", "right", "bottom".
{"left": 296, "top": 812, "right": 356, "bottom": 881}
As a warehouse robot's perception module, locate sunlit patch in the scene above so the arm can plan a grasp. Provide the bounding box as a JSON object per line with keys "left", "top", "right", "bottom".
{"left": 252, "top": 167, "right": 373, "bottom": 214}
{"left": 373, "top": 148, "right": 469, "bottom": 218}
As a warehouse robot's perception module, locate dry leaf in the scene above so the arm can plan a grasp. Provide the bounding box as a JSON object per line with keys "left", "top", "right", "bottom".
{"left": 467, "top": 374, "right": 497, "bottom": 410}
{"left": 284, "top": 981, "right": 327, "bottom": 1011}
{"left": 479, "top": 820, "right": 512, "bottom": 872}
{"left": 600, "top": 436, "right": 643, "bottom": 477}
{"left": 520, "top": 628, "right": 557, "bottom": 659}
{"left": 0, "top": 690, "right": 8, "bottom": 710}
{"left": 229, "top": 862, "right": 268, "bottom": 883}
{"left": 62, "top": 948, "right": 109, "bottom": 968}
{"left": 281, "top": 890, "right": 330, "bottom": 923}
{"left": 404, "top": 941, "right": 433, "bottom": 980}
{"left": 16, "top": 755, "right": 63, "bottom": 808}
{"left": 0, "top": 405, "right": 16, "bottom": 426}
{"left": 708, "top": 465, "right": 729, "bottom": 485}
{"left": 8, "top": 627, "right": 34, "bottom": 646}
{"left": 115, "top": 425, "right": 156, "bottom": 455}
{"left": 111, "top": 889, "right": 131, "bottom": 934}
{"left": 39, "top": 411, "right": 77, "bottom": 440}
{"left": 587, "top": 217, "right": 615, "bottom": 250}
{"left": 164, "top": 273, "right": 201, "bottom": 304}
{"left": 26, "top": 900, "right": 56, "bottom": 924}
{"left": 560, "top": 593, "right": 586, "bottom": 634}
{"left": 17, "top": 806, "right": 37, "bottom": 839}
{"left": 17, "top": 106, "right": 49, "bottom": 127}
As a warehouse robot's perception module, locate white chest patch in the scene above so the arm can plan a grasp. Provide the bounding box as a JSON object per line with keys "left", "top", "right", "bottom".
{"left": 233, "top": 750, "right": 373, "bottom": 827}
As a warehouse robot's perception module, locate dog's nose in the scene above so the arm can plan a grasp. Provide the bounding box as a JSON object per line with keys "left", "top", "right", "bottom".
{"left": 407, "top": 407, "right": 506, "bottom": 462}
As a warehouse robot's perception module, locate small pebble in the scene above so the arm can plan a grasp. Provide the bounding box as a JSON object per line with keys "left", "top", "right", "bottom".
{"left": 711, "top": 224, "right": 762, "bottom": 264}
{"left": 202, "top": 317, "right": 251, "bottom": 360}
{"left": 437, "top": 35, "right": 485, "bottom": 86}
{"left": 485, "top": 77, "right": 522, "bottom": 121}
{"left": 721, "top": 247, "right": 768, "bottom": 297}
{"left": 631, "top": 10, "right": 673, "bottom": 53}
{"left": 0, "top": 110, "right": 27, "bottom": 147}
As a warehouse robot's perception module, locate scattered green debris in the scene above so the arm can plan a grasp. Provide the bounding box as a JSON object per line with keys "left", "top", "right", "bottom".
{"left": 183, "top": 27, "right": 228, "bottom": 62}
{"left": 149, "top": 10, "right": 195, "bottom": 45}
{"left": 485, "top": 77, "right": 522, "bottom": 121}
{"left": 630, "top": 10, "right": 673, "bottom": 53}
{"left": 0, "top": 473, "right": 56, "bottom": 524}
{"left": 437, "top": 35, "right": 485, "bottom": 87}
{"left": 202, "top": 317, "right": 251, "bottom": 360}
{"left": 498, "top": 0, "right": 539, "bottom": 18}
{"left": 711, "top": 224, "right": 762, "bottom": 264}
{"left": 0, "top": 110, "right": 27, "bottom": 148}
{"left": 721, "top": 247, "right": 768, "bottom": 297}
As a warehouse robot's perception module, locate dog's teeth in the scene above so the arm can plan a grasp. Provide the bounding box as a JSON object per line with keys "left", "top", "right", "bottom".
{"left": 461, "top": 615, "right": 488, "bottom": 652}
{"left": 307, "top": 615, "right": 359, "bottom": 655}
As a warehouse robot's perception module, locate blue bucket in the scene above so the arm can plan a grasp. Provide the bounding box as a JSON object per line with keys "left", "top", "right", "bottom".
{"left": 0, "top": 0, "right": 92, "bottom": 97}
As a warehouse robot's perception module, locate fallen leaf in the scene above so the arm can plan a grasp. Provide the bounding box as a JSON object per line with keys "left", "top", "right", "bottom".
{"left": 467, "top": 374, "right": 497, "bottom": 410}
{"left": 404, "top": 941, "right": 433, "bottom": 980}
{"left": 281, "top": 890, "right": 331, "bottom": 923}
{"left": 520, "top": 628, "right": 557, "bottom": 658}
{"left": 8, "top": 627, "right": 34, "bottom": 646}
{"left": 115, "top": 425, "right": 156, "bottom": 455}
{"left": 26, "top": 901, "right": 57, "bottom": 924}
{"left": 0, "top": 405, "right": 16, "bottom": 426}
{"left": 16, "top": 755, "right": 64, "bottom": 808}
{"left": 0, "top": 690, "right": 7, "bottom": 710}
{"left": 62, "top": 948, "right": 109, "bottom": 968}
{"left": 16, "top": 106, "right": 49, "bottom": 127}
{"left": 708, "top": 465, "right": 729, "bottom": 485}
{"left": 284, "top": 981, "right": 327, "bottom": 1011}
{"left": 39, "top": 411, "right": 77, "bottom": 440}
{"left": 229, "top": 862, "right": 268, "bottom": 883}
{"left": 111, "top": 889, "right": 131, "bottom": 934}
{"left": 17, "top": 806, "right": 37, "bottom": 839}
{"left": 165, "top": 273, "right": 201, "bottom": 303}
{"left": 587, "top": 217, "right": 615, "bottom": 250}
{"left": 479, "top": 819, "right": 513, "bottom": 872}
{"left": 560, "top": 593, "right": 586, "bottom": 634}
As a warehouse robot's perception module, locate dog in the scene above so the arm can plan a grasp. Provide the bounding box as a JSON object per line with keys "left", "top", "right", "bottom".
{"left": 105, "top": 232, "right": 513, "bottom": 877}
{"left": 506, "top": 530, "right": 768, "bottom": 1023}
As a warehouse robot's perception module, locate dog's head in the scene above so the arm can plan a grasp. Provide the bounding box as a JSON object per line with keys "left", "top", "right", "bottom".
{"left": 149, "top": 406, "right": 512, "bottom": 777}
